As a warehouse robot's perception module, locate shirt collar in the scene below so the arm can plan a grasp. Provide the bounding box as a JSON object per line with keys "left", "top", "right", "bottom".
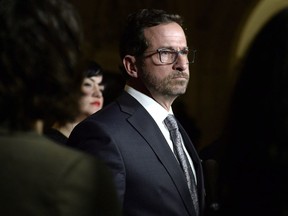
{"left": 125, "top": 85, "right": 173, "bottom": 122}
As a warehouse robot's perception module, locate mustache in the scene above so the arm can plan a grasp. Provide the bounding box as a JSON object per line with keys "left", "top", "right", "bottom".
{"left": 171, "top": 71, "right": 189, "bottom": 79}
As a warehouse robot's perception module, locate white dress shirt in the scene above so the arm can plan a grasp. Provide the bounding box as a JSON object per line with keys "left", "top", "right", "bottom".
{"left": 125, "top": 85, "right": 197, "bottom": 182}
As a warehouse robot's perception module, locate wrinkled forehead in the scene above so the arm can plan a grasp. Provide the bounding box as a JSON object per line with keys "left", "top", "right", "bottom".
{"left": 143, "top": 22, "right": 187, "bottom": 50}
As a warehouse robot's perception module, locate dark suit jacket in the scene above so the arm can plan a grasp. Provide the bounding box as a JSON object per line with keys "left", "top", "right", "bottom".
{"left": 67, "top": 92, "right": 205, "bottom": 216}
{"left": 0, "top": 131, "right": 120, "bottom": 216}
{"left": 44, "top": 127, "right": 68, "bottom": 145}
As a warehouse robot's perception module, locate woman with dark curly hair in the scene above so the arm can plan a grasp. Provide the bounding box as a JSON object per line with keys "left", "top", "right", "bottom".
{"left": 44, "top": 60, "right": 105, "bottom": 145}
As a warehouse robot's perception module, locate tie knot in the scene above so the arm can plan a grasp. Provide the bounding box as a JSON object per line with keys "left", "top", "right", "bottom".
{"left": 164, "top": 114, "right": 178, "bottom": 131}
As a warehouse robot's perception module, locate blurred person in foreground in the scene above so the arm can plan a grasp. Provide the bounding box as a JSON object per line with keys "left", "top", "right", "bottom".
{"left": 44, "top": 60, "right": 105, "bottom": 145}
{"left": 68, "top": 8, "right": 205, "bottom": 216}
{"left": 0, "top": 0, "right": 120, "bottom": 215}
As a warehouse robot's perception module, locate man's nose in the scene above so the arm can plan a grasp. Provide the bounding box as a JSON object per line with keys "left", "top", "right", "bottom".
{"left": 173, "top": 54, "right": 189, "bottom": 71}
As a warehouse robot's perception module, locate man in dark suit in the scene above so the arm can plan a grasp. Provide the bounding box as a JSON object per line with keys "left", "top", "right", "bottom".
{"left": 68, "top": 9, "right": 205, "bottom": 216}
{"left": 0, "top": 0, "right": 120, "bottom": 215}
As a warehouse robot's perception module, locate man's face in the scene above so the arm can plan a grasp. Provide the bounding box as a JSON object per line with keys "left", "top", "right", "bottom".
{"left": 140, "top": 22, "right": 190, "bottom": 98}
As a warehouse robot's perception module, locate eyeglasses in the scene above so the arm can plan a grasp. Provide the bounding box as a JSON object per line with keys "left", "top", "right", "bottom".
{"left": 144, "top": 48, "right": 197, "bottom": 64}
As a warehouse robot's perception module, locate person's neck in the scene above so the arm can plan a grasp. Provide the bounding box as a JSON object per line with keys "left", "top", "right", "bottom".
{"left": 127, "top": 82, "right": 175, "bottom": 111}
{"left": 34, "top": 120, "right": 44, "bottom": 134}
{"left": 152, "top": 94, "right": 175, "bottom": 111}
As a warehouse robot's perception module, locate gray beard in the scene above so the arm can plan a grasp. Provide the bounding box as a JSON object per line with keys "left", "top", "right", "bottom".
{"left": 142, "top": 70, "right": 189, "bottom": 97}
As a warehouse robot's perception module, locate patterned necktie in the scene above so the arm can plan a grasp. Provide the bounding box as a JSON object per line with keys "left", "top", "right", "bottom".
{"left": 164, "top": 114, "right": 199, "bottom": 216}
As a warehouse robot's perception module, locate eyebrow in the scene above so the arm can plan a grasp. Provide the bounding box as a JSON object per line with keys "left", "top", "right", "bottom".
{"left": 158, "top": 46, "right": 189, "bottom": 51}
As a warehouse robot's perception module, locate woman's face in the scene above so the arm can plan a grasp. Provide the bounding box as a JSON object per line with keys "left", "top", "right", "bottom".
{"left": 79, "top": 75, "right": 104, "bottom": 117}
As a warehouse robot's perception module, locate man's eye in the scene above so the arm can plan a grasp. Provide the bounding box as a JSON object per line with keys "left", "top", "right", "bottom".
{"left": 161, "top": 50, "right": 170, "bottom": 55}
{"left": 161, "top": 50, "right": 173, "bottom": 55}
{"left": 181, "top": 49, "right": 189, "bottom": 55}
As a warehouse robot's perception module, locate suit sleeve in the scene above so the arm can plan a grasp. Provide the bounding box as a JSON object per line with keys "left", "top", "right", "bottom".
{"left": 67, "top": 119, "right": 126, "bottom": 206}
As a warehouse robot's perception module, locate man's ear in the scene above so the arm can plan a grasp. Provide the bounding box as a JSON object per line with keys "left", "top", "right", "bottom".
{"left": 123, "top": 55, "right": 138, "bottom": 78}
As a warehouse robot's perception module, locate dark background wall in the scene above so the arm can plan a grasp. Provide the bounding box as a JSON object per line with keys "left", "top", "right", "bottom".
{"left": 70, "top": 0, "right": 287, "bottom": 149}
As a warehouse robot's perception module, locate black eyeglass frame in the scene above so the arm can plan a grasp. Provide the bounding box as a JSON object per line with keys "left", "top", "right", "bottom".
{"left": 143, "top": 48, "right": 197, "bottom": 64}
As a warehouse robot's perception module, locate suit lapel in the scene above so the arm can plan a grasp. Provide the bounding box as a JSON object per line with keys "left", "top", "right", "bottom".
{"left": 117, "top": 93, "right": 195, "bottom": 216}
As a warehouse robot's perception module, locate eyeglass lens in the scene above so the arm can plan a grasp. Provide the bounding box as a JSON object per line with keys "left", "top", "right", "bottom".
{"left": 158, "top": 49, "right": 194, "bottom": 64}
